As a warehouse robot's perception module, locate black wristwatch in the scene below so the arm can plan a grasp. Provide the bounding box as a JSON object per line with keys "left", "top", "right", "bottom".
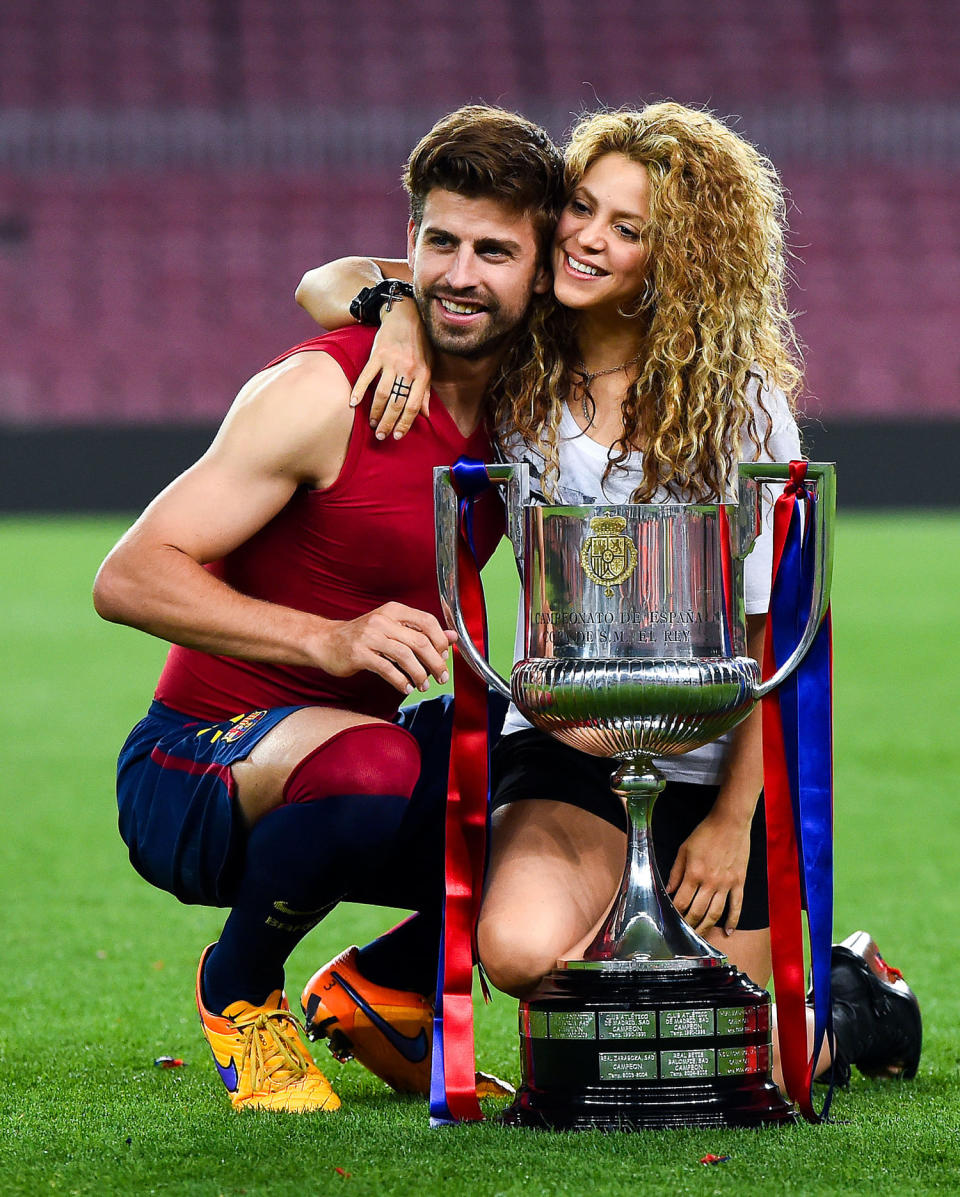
{"left": 349, "top": 279, "right": 415, "bottom": 326}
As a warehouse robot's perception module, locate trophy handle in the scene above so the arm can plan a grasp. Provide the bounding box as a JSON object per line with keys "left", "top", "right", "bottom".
{"left": 434, "top": 463, "right": 529, "bottom": 702}
{"left": 738, "top": 461, "right": 837, "bottom": 699}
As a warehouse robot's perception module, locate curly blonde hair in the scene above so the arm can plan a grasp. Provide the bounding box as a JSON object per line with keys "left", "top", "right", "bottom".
{"left": 490, "top": 102, "right": 803, "bottom": 502}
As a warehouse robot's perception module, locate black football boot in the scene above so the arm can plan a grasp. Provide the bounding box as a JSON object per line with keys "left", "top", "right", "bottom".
{"left": 812, "top": 930, "right": 922, "bottom": 1086}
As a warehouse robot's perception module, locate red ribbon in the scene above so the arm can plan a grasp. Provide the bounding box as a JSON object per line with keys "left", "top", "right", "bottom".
{"left": 762, "top": 639, "right": 810, "bottom": 1113}
{"left": 761, "top": 460, "right": 831, "bottom": 1122}
{"left": 430, "top": 481, "right": 493, "bottom": 1124}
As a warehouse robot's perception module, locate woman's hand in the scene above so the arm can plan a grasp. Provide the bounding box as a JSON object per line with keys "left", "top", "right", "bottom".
{"left": 352, "top": 301, "right": 433, "bottom": 440}
{"left": 294, "top": 256, "right": 427, "bottom": 439}
{"left": 666, "top": 809, "right": 753, "bottom": 935}
{"left": 667, "top": 615, "right": 766, "bottom": 935}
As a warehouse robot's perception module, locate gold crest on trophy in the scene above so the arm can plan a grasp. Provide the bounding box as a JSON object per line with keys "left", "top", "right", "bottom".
{"left": 579, "top": 515, "right": 639, "bottom": 595}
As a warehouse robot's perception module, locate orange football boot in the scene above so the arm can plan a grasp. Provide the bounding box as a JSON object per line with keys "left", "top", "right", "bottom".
{"left": 196, "top": 945, "right": 340, "bottom": 1113}
{"left": 301, "top": 945, "right": 514, "bottom": 1099}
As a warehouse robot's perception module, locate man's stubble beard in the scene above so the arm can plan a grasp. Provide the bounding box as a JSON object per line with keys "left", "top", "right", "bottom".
{"left": 416, "top": 286, "right": 526, "bottom": 363}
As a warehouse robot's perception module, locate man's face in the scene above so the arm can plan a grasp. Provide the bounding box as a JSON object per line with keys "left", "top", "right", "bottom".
{"left": 407, "top": 189, "right": 551, "bottom": 361}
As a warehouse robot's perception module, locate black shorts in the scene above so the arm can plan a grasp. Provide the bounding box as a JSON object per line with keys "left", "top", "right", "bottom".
{"left": 491, "top": 728, "right": 769, "bottom": 931}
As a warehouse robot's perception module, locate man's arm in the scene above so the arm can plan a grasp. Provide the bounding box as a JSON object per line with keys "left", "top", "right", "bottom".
{"left": 93, "top": 352, "right": 453, "bottom": 694}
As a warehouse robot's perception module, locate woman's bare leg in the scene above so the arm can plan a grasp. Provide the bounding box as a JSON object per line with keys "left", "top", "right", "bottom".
{"left": 477, "top": 800, "right": 625, "bottom": 998}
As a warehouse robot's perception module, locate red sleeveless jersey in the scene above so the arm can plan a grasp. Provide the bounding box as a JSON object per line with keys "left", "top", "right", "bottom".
{"left": 154, "top": 326, "right": 502, "bottom": 722}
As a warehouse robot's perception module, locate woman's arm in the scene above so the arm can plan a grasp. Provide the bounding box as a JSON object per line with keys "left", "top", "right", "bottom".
{"left": 295, "top": 256, "right": 408, "bottom": 329}
{"left": 296, "top": 257, "right": 430, "bottom": 438}
{"left": 666, "top": 614, "right": 766, "bottom": 934}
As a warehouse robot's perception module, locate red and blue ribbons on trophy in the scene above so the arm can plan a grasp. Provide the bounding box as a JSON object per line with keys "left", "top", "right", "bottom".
{"left": 761, "top": 460, "right": 836, "bottom": 1122}
{"left": 430, "top": 457, "right": 495, "bottom": 1125}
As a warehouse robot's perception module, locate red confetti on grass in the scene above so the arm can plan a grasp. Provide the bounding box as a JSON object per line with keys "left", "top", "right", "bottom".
{"left": 700, "top": 1154, "right": 731, "bottom": 1165}
{"left": 334, "top": 1167, "right": 351, "bottom": 1178}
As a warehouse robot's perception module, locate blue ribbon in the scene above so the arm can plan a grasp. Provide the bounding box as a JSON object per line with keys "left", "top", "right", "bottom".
{"left": 769, "top": 490, "right": 836, "bottom": 1118}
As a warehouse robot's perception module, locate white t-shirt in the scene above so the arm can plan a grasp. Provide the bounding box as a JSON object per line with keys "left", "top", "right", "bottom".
{"left": 499, "top": 377, "right": 802, "bottom": 785}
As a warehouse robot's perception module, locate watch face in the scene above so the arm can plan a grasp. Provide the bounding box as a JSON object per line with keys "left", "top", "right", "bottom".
{"left": 350, "top": 287, "right": 374, "bottom": 322}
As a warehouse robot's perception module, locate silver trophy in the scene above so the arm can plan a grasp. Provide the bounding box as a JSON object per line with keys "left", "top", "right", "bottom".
{"left": 435, "top": 461, "right": 835, "bottom": 1129}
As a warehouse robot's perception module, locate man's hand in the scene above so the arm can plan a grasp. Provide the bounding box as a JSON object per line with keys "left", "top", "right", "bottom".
{"left": 666, "top": 810, "right": 752, "bottom": 935}
{"left": 351, "top": 300, "right": 433, "bottom": 440}
{"left": 313, "top": 602, "right": 456, "bottom": 695}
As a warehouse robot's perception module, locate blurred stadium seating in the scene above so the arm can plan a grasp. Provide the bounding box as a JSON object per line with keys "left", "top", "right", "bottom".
{"left": 0, "top": 0, "right": 957, "bottom": 429}
{"left": 3, "top": 0, "right": 958, "bottom": 109}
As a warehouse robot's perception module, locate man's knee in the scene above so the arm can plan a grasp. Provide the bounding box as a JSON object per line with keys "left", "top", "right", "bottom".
{"left": 282, "top": 722, "right": 421, "bottom": 804}
{"left": 268, "top": 722, "right": 423, "bottom": 873}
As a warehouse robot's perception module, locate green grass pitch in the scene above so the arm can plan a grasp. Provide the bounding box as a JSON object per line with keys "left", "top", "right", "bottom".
{"left": 1, "top": 512, "right": 958, "bottom": 1196}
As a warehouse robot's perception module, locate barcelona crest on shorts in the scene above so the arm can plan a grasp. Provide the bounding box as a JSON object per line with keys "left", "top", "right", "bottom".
{"left": 579, "top": 515, "right": 638, "bottom": 597}
{"left": 221, "top": 709, "right": 268, "bottom": 742}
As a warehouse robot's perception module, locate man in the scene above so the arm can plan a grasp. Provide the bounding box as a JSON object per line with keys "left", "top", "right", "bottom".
{"left": 94, "top": 105, "right": 563, "bottom": 1113}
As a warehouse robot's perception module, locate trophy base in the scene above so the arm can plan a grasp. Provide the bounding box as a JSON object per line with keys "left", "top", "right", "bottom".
{"left": 500, "top": 963, "right": 794, "bottom": 1131}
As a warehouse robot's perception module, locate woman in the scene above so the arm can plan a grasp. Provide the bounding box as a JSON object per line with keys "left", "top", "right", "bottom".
{"left": 296, "top": 103, "right": 918, "bottom": 1089}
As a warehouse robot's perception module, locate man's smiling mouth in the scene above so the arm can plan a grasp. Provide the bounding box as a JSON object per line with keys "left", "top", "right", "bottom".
{"left": 438, "top": 298, "right": 486, "bottom": 315}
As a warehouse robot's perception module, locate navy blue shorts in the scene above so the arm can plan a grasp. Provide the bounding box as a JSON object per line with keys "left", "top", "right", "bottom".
{"left": 117, "top": 701, "right": 304, "bottom": 907}
{"left": 116, "top": 694, "right": 504, "bottom": 911}
{"left": 491, "top": 728, "right": 770, "bottom": 931}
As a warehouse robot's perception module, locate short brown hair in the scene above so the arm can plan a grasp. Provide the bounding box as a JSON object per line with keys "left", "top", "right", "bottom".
{"left": 403, "top": 105, "right": 564, "bottom": 263}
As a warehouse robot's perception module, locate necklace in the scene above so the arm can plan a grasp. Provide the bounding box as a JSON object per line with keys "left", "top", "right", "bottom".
{"left": 576, "top": 352, "right": 644, "bottom": 386}
{"left": 576, "top": 353, "right": 643, "bottom": 424}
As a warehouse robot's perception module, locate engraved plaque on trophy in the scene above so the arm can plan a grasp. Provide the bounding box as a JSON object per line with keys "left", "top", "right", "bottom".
{"left": 435, "top": 461, "right": 835, "bottom": 1129}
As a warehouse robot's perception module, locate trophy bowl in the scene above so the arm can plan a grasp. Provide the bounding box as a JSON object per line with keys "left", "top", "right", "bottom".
{"left": 435, "top": 461, "right": 835, "bottom": 1129}
{"left": 511, "top": 655, "right": 759, "bottom": 758}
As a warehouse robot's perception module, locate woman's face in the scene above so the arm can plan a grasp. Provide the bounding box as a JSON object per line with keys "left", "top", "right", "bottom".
{"left": 551, "top": 152, "right": 652, "bottom": 318}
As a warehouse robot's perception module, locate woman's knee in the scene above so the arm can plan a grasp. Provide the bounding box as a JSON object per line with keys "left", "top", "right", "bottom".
{"left": 476, "top": 913, "right": 563, "bottom": 998}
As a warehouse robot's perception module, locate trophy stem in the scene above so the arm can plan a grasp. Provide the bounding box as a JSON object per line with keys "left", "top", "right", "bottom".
{"left": 577, "top": 755, "right": 725, "bottom": 968}
{"left": 507, "top": 752, "right": 789, "bottom": 1130}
